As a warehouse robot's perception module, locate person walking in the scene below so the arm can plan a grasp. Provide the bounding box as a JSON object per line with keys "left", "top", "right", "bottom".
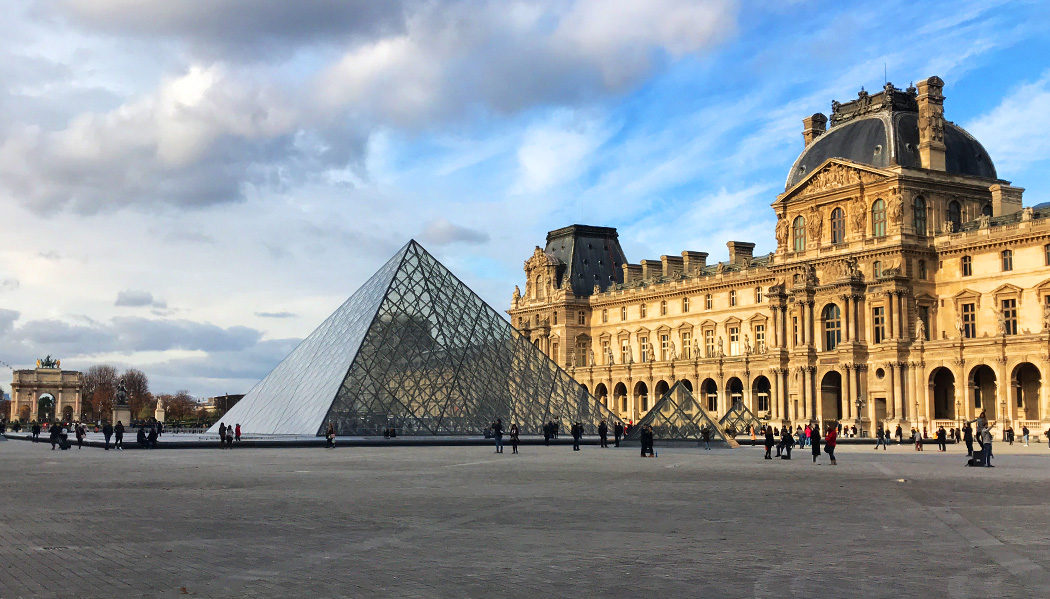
{"left": 49, "top": 424, "right": 60, "bottom": 450}
{"left": 235, "top": 423, "right": 242, "bottom": 443}
{"left": 979, "top": 426, "right": 994, "bottom": 467}
{"left": 571, "top": 421, "right": 582, "bottom": 451}
{"left": 825, "top": 425, "right": 837, "bottom": 465}
{"left": 810, "top": 423, "right": 822, "bottom": 464}
{"left": 874, "top": 428, "right": 887, "bottom": 450}
{"left": 218, "top": 422, "right": 227, "bottom": 449}
{"left": 598, "top": 420, "right": 608, "bottom": 448}
{"left": 779, "top": 427, "right": 793, "bottom": 459}
{"left": 102, "top": 421, "right": 113, "bottom": 450}
{"left": 1022, "top": 425, "right": 1030, "bottom": 447}
{"left": 796, "top": 426, "right": 805, "bottom": 449}
{"left": 325, "top": 422, "right": 336, "bottom": 448}
{"left": 641, "top": 425, "right": 655, "bottom": 458}
{"left": 913, "top": 428, "right": 923, "bottom": 451}
{"left": 895, "top": 424, "right": 903, "bottom": 444}
{"left": 31, "top": 422, "right": 41, "bottom": 442}
{"left": 701, "top": 426, "right": 711, "bottom": 450}
{"left": 804, "top": 424, "right": 812, "bottom": 448}
{"left": 963, "top": 423, "right": 974, "bottom": 456}
{"left": 510, "top": 423, "right": 519, "bottom": 454}
{"left": 614, "top": 421, "right": 623, "bottom": 447}
{"left": 492, "top": 418, "right": 504, "bottom": 454}
{"left": 936, "top": 426, "right": 947, "bottom": 452}
{"left": 763, "top": 426, "right": 775, "bottom": 460}
{"left": 114, "top": 421, "right": 124, "bottom": 450}
{"left": 75, "top": 423, "right": 86, "bottom": 450}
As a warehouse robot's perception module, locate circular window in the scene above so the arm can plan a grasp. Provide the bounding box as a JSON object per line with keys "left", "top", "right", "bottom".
{"left": 875, "top": 368, "right": 885, "bottom": 379}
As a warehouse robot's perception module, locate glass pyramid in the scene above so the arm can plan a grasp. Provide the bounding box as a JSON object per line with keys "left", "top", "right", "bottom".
{"left": 213, "top": 240, "right": 619, "bottom": 436}
{"left": 623, "top": 381, "right": 733, "bottom": 445}
{"left": 718, "top": 399, "right": 765, "bottom": 439}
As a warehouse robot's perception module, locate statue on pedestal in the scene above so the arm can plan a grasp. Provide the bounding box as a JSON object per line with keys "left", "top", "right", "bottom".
{"left": 115, "top": 378, "right": 129, "bottom": 406}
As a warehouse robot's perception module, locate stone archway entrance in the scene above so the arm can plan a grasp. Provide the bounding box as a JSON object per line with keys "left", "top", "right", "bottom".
{"left": 1012, "top": 363, "right": 1041, "bottom": 421}
{"left": 634, "top": 381, "right": 649, "bottom": 416}
{"left": 820, "top": 371, "right": 842, "bottom": 422}
{"left": 701, "top": 379, "right": 718, "bottom": 413}
{"left": 654, "top": 380, "right": 670, "bottom": 401}
{"left": 726, "top": 377, "right": 744, "bottom": 412}
{"left": 37, "top": 394, "right": 55, "bottom": 422}
{"left": 931, "top": 367, "right": 956, "bottom": 420}
{"left": 969, "top": 365, "right": 996, "bottom": 421}
{"left": 594, "top": 383, "right": 608, "bottom": 408}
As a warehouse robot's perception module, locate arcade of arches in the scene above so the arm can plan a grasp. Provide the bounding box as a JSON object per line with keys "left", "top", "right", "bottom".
{"left": 512, "top": 75, "right": 1050, "bottom": 434}
{"left": 10, "top": 364, "right": 83, "bottom": 423}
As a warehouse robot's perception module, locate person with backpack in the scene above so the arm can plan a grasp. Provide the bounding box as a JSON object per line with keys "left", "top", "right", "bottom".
{"left": 824, "top": 425, "right": 837, "bottom": 465}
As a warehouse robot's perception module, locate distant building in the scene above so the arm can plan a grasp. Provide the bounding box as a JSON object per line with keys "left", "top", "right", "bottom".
{"left": 203, "top": 394, "right": 245, "bottom": 415}
{"left": 509, "top": 76, "right": 1047, "bottom": 435}
{"left": 10, "top": 356, "right": 83, "bottom": 422}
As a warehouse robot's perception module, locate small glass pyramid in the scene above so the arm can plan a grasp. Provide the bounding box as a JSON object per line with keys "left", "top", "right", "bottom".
{"left": 624, "top": 380, "right": 730, "bottom": 444}
{"left": 213, "top": 240, "right": 619, "bottom": 436}
{"left": 718, "top": 398, "right": 765, "bottom": 438}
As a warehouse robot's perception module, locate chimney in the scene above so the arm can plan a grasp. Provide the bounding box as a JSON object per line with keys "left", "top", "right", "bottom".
{"left": 640, "top": 259, "right": 661, "bottom": 281}
{"left": 916, "top": 76, "right": 946, "bottom": 171}
{"left": 802, "top": 113, "right": 828, "bottom": 146}
{"left": 727, "top": 241, "right": 756, "bottom": 266}
{"left": 622, "top": 263, "right": 642, "bottom": 285}
{"left": 989, "top": 184, "right": 1024, "bottom": 216}
{"left": 661, "top": 255, "right": 684, "bottom": 278}
{"left": 681, "top": 251, "right": 708, "bottom": 275}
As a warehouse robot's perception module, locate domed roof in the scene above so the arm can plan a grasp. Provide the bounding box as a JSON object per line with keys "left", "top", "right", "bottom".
{"left": 786, "top": 101, "right": 996, "bottom": 190}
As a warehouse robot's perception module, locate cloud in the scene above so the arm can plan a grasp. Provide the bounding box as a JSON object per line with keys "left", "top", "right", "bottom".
{"left": 419, "top": 218, "right": 490, "bottom": 245}
{"left": 0, "top": 278, "right": 19, "bottom": 291}
{"left": 115, "top": 289, "right": 165, "bottom": 307}
{"left": 966, "top": 70, "right": 1050, "bottom": 176}
{"left": 255, "top": 311, "right": 296, "bottom": 319}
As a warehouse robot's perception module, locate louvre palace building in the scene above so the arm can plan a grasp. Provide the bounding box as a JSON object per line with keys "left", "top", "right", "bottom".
{"left": 509, "top": 76, "right": 1050, "bottom": 435}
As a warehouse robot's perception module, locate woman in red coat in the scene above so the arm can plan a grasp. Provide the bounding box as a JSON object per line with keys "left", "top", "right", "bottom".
{"left": 824, "top": 426, "right": 838, "bottom": 465}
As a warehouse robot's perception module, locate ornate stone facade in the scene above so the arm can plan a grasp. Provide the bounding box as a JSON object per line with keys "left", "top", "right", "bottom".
{"left": 509, "top": 76, "right": 1049, "bottom": 436}
{"left": 10, "top": 362, "right": 83, "bottom": 423}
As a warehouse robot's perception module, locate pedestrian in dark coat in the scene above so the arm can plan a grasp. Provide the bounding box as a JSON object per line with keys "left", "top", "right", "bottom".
{"left": 32, "top": 422, "right": 41, "bottom": 442}
{"left": 103, "top": 422, "right": 113, "bottom": 450}
{"left": 936, "top": 426, "right": 947, "bottom": 451}
{"left": 763, "top": 426, "right": 775, "bottom": 459}
{"left": 780, "top": 427, "right": 792, "bottom": 459}
{"left": 614, "top": 422, "right": 623, "bottom": 447}
{"left": 598, "top": 420, "right": 608, "bottom": 448}
{"left": 543, "top": 421, "right": 551, "bottom": 446}
{"left": 571, "top": 422, "right": 582, "bottom": 451}
{"left": 148, "top": 424, "right": 159, "bottom": 448}
{"left": 218, "top": 422, "right": 227, "bottom": 448}
{"left": 811, "top": 424, "right": 822, "bottom": 463}
{"left": 510, "top": 424, "right": 519, "bottom": 454}
{"left": 75, "top": 424, "right": 85, "bottom": 449}
{"left": 137, "top": 426, "right": 148, "bottom": 448}
{"left": 114, "top": 421, "right": 125, "bottom": 450}
{"left": 49, "top": 425, "right": 60, "bottom": 450}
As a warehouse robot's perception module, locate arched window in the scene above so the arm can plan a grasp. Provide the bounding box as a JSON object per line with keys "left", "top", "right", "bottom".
{"left": 871, "top": 199, "right": 886, "bottom": 238}
{"left": 982, "top": 203, "right": 993, "bottom": 217}
{"left": 534, "top": 275, "right": 542, "bottom": 299}
{"left": 948, "top": 200, "right": 962, "bottom": 230}
{"left": 792, "top": 216, "right": 806, "bottom": 252}
{"left": 830, "top": 207, "right": 845, "bottom": 244}
{"left": 913, "top": 196, "right": 927, "bottom": 235}
{"left": 822, "top": 304, "right": 841, "bottom": 351}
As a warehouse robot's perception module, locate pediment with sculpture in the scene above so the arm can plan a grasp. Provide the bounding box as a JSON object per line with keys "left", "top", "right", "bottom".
{"left": 780, "top": 159, "right": 891, "bottom": 202}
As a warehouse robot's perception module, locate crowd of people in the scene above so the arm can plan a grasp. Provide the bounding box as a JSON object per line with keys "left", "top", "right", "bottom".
{"left": 216, "top": 422, "right": 241, "bottom": 448}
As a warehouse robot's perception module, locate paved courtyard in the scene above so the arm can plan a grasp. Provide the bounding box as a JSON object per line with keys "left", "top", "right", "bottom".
{"left": 1, "top": 438, "right": 1049, "bottom": 598}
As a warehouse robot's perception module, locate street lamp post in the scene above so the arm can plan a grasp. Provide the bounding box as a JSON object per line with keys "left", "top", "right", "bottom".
{"left": 914, "top": 399, "right": 920, "bottom": 432}
{"left": 1000, "top": 399, "right": 1007, "bottom": 441}
{"left": 855, "top": 396, "right": 866, "bottom": 437}
{"left": 955, "top": 399, "right": 961, "bottom": 432}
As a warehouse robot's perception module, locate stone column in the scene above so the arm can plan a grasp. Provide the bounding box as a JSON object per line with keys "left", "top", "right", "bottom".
{"left": 810, "top": 367, "right": 818, "bottom": 423}
{"left": 842, "top": 296, "right": 851, "bottom": 342}
{"left": 798, "top": 368, "right": 807, "bottom": 420}
{"left": 806, "top": 302, "right": 815, "bottom": 348}
{"left": 888, "top": 363, "right": 898, "bottom": 423}
{"left": 853, "top": 296, "right": 864, "bottom": 342}
{"left": 847, "top": 364, "right": 858, "bottom": 419}
{"left": 770, "top": 369, "right": 780, "bottom": 420}
{"left": 886, "top": 292, "right": 896, "bottom": 339}
{"left": 843, "top": 365, "right": 853, "bottom": 420}
{"left": 899, "top": 293, "right": 909, "bottom": 340}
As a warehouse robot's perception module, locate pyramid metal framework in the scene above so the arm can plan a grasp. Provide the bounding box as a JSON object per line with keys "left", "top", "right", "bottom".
{"left": 211, "top": 240, "right": 620, "bottom": 436}
{"left": 718, "top": 399, "right": 765, "bottom": 438}
{"left": 623, "top": 381, "right": 731, "bottom": 445}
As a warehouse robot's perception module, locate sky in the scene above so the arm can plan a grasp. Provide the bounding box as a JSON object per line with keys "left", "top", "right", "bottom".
{"left": 0, "top": 0, "right": 1048, "bottom": 398}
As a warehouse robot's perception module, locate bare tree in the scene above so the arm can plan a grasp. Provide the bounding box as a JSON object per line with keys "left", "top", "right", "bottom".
{"left": 163, "top": 390, "right": 197, "bottom": 421}
{"left": 121, "top": 369, "right": 151, "bottom": 418}
{"left": 82, "top": 365, "right": 117, "bottom": 420}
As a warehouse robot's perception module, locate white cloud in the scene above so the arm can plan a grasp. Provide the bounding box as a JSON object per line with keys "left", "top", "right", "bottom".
{"left": 966, "top": 70, "right": 1050, "bottom": 176}
{"left": 419, "top": 218, "right": 490, "bottom": 245}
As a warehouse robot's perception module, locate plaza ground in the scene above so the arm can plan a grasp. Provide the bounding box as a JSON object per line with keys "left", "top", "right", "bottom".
{"left": 1, "top": 439, "right": 1048, "bottom": 598}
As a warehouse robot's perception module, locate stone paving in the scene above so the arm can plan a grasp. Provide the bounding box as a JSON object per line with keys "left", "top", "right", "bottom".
{"left": 1, "top": 437, "right": 1048, "bottom": 598}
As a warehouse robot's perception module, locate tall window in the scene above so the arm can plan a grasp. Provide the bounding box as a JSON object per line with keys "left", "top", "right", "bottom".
{"left": 1002, "top": 299, "right": 1018, "bottom": 335}
{"left": 754, "top": 324, "right": 765, "bottom": 350}
{"left": 1002, "top": 250, "right": 1013, "bottom": 271}
{"left": 755, "top": 287, "right": 763, "bottom": 303}
{"left": 639, "top": 336, "right": 649, "bottom": 362}
{"left": 918, "top": 259, "right": 927, "bottom": 280}
{"left": 704, "top": 330, "right": 715, "bottom": 357}
{"left": 823, "top": 304, "right": 842, "bottom": 351}
{"left": 873, "top": 260, "right": 882, "bottom": 279}
{"left": 621, "top": 340, "right": 630, "bottom": 363}
{"left": 729, "top": 326, "right": 739, "bottom": 356}
{"left": 872, "top": 306, "right": 886, "bottom": 344}
{"left": 601, "top": 340, "right": 610, "bottom": 364}
{"left": 961, "top": 255, "right": 972, "bottom": 277}
{"left": 705, "top": 294, "right": 713, "bottom": 310}
{"left": 621, "top": 306, "right": 627, "bottom": 321}
{"left": 1045, "top": 244, "right": 1050, "bottom": 266}
{"left": 793, "top": 216, "right": 806, "bottom": 252}
{"left": 640, "top": 303, "right": 647, "bottom": 318}
{"left": 660, "top": 300, "right": 667, "bottom": 316}
{"left": 682, "top": 297, "right": 690, "bottom": 312}
{"left": 871, "top": 199, "right": 886, "bottom": 237}
{"left": 792, "top": 316, "right": 799, "bottom": 346}
{"left": 830, "top": 207, "right": 845, "bottom": 244}
{"left": 577, "top": 310, "right": 586, "bottom": 325}
{"left": 552, "top": 312, "right": 558, "bottom": 325}
{"left": 551, "top": 342, "right": 559, "bottom": 363}
{"left": 660, "top": 334, "right": 670, "bottom": 360}
{"left": 729, "top": 290, "right": 737, "bottom": 307}
{"left": 948, "top": 200, "right": 962, "bottom": 230}
{"left": 601, "top": 309, "right": 608, "bottom": 323}
{"left": 682, "top": 332, "right": 692, "bottom": 359}
{"left": 914, "top": 196, "right": 927, "bottom": 235}
{"left": 961, "top": 303, "right": 976, "bottom": 339}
